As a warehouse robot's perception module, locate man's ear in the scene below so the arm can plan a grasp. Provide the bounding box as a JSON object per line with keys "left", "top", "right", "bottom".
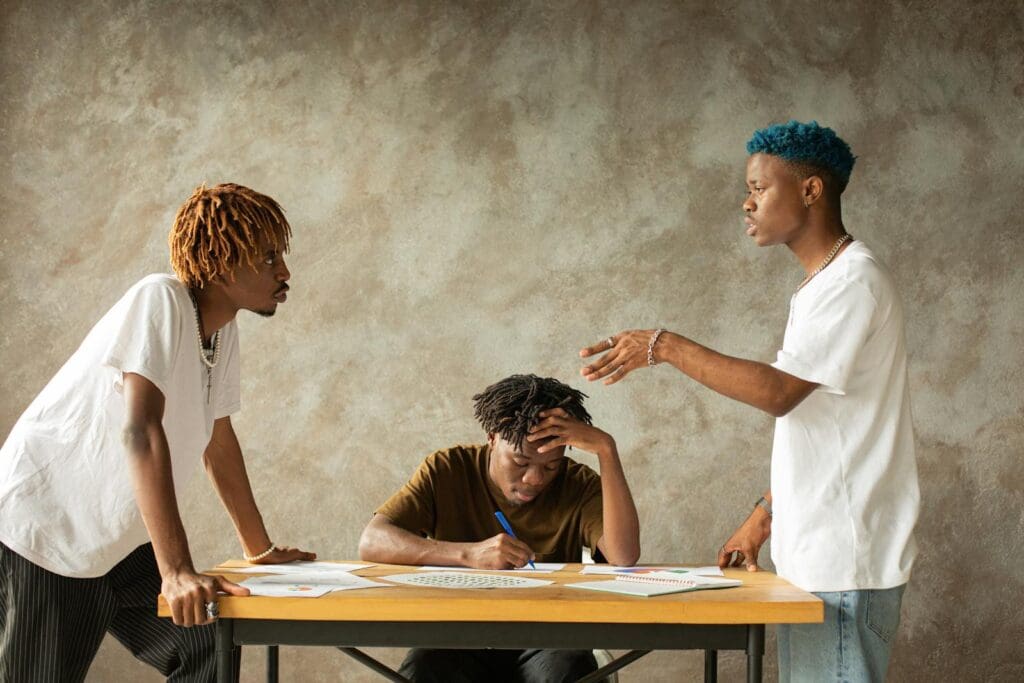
{"left": 486, "top": 432, "right": 496, "bottom": 447}
{"left": 803, "top": 175, "right": 824, "bottom": 206}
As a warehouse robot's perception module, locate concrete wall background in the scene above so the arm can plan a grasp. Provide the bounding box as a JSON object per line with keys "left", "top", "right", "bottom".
{"left": 2, "top": 1, "right": 1021, "bottom": 681}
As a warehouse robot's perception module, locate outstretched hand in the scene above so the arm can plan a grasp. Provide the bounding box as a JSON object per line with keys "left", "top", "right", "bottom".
{"left": 579, "top": 329, "right": 659, "bottom": 385}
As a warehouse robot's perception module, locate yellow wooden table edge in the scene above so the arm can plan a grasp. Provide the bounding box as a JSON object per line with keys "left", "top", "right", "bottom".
{"left": 157, "top": 561, "right": 824, "bottom": 625}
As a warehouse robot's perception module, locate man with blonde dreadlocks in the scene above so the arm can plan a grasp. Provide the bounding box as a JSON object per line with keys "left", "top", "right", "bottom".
{"left": 0, "top": 183, "right": 315, "bottom": 682}
{"left": 358, "top": 374, "right": 640, "bottom": 683}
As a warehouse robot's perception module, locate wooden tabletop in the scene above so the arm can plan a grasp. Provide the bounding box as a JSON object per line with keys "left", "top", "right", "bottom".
{"left": 158, "top": 561, "right": 822, "bottom": 625}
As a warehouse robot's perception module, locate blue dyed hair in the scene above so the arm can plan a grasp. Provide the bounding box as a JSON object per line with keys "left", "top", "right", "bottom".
{"left": 746, "top": 120, "right": 856, "bottom": 194}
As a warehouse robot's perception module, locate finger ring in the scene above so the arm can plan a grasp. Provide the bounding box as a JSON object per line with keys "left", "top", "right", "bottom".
{"left": 205, "top": 601, "right": 219, "bottom": 620}
{"left": 606, "top": 337, "right": 614, "bottom": 349}
{"left": 615, "top": 365, "right": 625, "bottom": 373}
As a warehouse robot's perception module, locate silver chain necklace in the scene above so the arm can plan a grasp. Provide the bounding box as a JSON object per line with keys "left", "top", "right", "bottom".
{"left": 189, "top": 291, "right": 221, "bottom": 403}
{"left": 796, "top": 234, "right": 852, "bottom": 292}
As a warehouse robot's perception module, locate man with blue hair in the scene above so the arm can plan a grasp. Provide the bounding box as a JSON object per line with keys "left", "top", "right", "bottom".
{"left": 577, "top": 120, "right": 919, "bottom": 681}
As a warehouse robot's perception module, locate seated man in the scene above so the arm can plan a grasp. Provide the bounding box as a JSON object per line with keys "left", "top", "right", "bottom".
{"left": 359, "top": 374, "right": 640, "bottom": 683}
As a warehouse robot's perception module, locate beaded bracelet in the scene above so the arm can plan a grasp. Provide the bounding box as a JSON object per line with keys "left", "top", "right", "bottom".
{"left": 244, "top": 543, "right": 276, "bottom": 562}
{"left": 647, "top": 328, "right": 665, "bottom": 367}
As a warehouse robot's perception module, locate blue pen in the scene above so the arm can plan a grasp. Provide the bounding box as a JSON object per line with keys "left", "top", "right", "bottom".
{"left": 494, "top": 510, "right": 536, "bottom": 570}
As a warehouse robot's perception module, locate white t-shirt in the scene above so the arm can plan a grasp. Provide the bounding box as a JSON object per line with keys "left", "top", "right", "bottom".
{"left": 770, "top": 241, "right": 919, "bottom": 592}
{"left": 0, "top": 274, "right": 240, "bottom": 578}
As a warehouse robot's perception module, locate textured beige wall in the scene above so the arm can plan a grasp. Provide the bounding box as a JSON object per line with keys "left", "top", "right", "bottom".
{"left": 2, "top": 1, "right": 1022, "bottom": 681}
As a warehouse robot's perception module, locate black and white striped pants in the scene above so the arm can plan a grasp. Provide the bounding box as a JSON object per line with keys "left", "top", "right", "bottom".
{"left": 0, "top": 541, "right": 217, "bottom": 682}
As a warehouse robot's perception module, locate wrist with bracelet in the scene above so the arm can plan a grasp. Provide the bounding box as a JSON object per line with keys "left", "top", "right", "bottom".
{"left": 647, "top": 328, "right": 665, "bottom": 366}
{"left": 755, "top": 496, "right": 772, "bottom": 517}
{"left": 243, "top": 542, "right": 276, "bottom": 562}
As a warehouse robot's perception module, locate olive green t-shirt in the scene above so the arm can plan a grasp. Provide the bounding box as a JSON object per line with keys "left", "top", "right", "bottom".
{"left": 375, "top": 444, "right": 604, "bottom": 563}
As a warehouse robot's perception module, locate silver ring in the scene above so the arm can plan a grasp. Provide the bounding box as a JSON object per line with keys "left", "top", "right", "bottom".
{"left": 606, "top": 337, "right": 614, "bottom": 349}
{"left": 615, "top": 365, "right": 625, "bottom": 374}
{"left": 205, "top": 601, "right": 219, "bottom": 620}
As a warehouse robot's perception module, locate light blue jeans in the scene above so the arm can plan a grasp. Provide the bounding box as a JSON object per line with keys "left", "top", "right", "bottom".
{"left": 777, "top": 584, "right": 906, "bottom": 683}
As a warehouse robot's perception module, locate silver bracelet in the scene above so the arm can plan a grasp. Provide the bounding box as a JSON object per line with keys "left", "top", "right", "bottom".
{"left": 244, "top": 543, "right": 276, "bottom": 562}
{"left": 647, "top": 328, "right": 665, "bottom": 367}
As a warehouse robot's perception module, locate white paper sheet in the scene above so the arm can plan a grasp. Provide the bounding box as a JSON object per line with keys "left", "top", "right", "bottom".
{"left": 567, "top": 572, "right": 740, "bottom": 598}
{"left": 240, "top": 572, "right": 392, "bottom": 597}
{"left": 239, "top": 582, "right": 334, "bottom": 598}
{"left": 418, "top": 563, "right": 566, "bottom": 574}
{"left": 382, "top": 571, "right": 553, "bottom": 589}
{"left": 229, "top": 561, "right": 375, "bottom": 575}
{"left": 579, "top": 565, "right": 724, "bottom": 576}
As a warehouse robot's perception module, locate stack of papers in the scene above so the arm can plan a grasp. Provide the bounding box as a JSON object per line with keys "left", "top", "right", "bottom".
{"left": 382, "top": 571, "right": 553, "bottom": 589}
{"left": 418, "top": 563, "right": 566, "bottom": 574}
{"left": 579, "top": 565, "right": 724, "bottom": 576}
{"left": 229, "top": 561, "right": 373, "bottom": 574}
{"left": 229, "top": 561, "right": 390, "bottom": 598}
{"left": 568, "top": 571, "right": 741, "bottom": 598}
{"left": 239, "top": 572, "right": 392, "bottom": 597}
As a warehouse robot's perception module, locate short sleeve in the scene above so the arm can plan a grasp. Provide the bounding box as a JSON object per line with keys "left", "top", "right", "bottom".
{"left": 214, "top": 326, "right": 241, "bottom": 418}
{"left": 100, "top": 282, "right": 182, "bottom": 397}
{"left": 772, "top": 278, "right": 877, "bottom": 394}
{"left": 375, "top": 455, "right": 439, "bottom": 537}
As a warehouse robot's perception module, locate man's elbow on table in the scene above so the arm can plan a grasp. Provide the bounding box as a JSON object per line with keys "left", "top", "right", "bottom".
{"left": 612, "top": 550, "right": 641, "bottom": 567}
{"left": 358, "top": 513, "right": 403, "bottom": 563}
{"left": 599, "top": 543, "right": 641, "bottom": 568}
{"left": 357, "top": 519, "right": 384, "bottom": 562}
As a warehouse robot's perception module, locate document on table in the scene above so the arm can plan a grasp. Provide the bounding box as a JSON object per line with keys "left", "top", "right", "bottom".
{"left": 229, "top": 561, "right": 375, "bottom": 574}
{"left": 240, "top": 572, "right": 393, "bottom": 597}
{"left": 579, "top": 565, "right": 724, "bottom": 576}
{"left": 384, "top": 572, "right": 553, "bottom": 589}
{"left": 418, "top": 563, "right": 566, "bottom": 574}
{"left": 568, "top": 572, "right": 741, "bottom": 598}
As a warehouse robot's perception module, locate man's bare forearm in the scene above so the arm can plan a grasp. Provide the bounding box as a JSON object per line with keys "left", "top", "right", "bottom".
{"left": 124, "top": 423, "right": 194, "bottom": 576}
{"left": 203, "top": 419, "right": 271, "bottom": 556}
{"left": 595, "top": 442, "right": 641, "bottom": 565}
{"left": 358, "top": 515, "right": 468, "bottom": 566}
{"left": 657, "top": 333, "right": 813, "bottom": 416}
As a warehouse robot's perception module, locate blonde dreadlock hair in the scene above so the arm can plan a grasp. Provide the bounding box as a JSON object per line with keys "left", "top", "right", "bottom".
{"left": 169, "top": 183, "right": 291, "bottom": 288}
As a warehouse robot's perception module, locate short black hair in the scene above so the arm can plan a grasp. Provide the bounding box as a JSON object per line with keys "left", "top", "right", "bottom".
{"left": 473, "top": 374, "right": 591, "bottom": 452}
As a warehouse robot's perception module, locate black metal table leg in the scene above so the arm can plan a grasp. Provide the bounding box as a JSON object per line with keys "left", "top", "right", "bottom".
{"left": 216, "top": 618, "right": 235, "bottom": 683}
{"left": 267, "top": 645, "right": 279, "bottom": 683}
{"left": 704, "top": 649, "right": 718, "bottom": 683}
{"left": 746, "top": 625, "right": 765, "bottom": 683}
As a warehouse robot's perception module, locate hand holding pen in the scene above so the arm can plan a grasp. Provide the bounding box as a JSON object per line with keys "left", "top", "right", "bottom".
{"left": 464, "top": 524, "right": 535, "bottom": 570}
{"left": 495, "top": 511, "right": 537, "bottom": 570}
